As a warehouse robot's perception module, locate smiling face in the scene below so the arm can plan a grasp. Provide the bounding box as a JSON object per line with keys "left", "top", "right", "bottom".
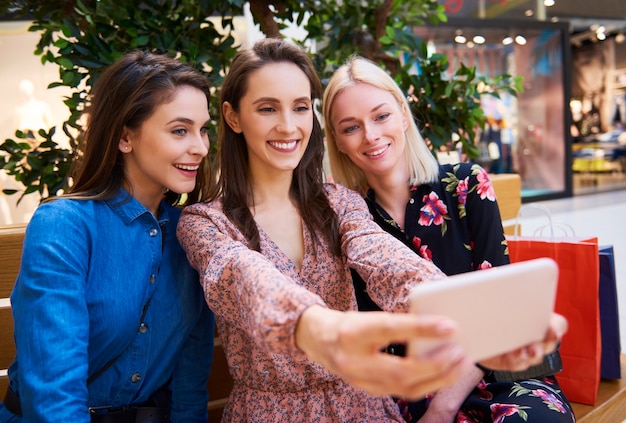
{"left": 119, "top": 85, "right": 210, "bottom": 209}
{"left": 330, "top": 83, "right": 409, "bottom": 180}
{"left": 222, "top": 61, "right": 313, "bottom": 178}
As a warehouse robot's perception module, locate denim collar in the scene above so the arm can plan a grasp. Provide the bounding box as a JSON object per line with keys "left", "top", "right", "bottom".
{"left": 104, "top": 188, "right": 171, "bottom": 226}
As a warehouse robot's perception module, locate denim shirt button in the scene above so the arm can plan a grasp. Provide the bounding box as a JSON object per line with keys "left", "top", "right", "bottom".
{"left": 139, "top": 322, "right": 148, "bottom": 333}
{"left": 149, "top": 228, "right": 158, "bottom": 237}
{"left": 149, "top": 274, "right": 156, "bottom": 284}
{"left": 131, "top": 373, "right": 142, "bottom": 383}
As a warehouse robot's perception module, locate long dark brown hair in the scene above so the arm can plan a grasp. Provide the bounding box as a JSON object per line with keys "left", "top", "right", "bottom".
{"left": 64, "top": 50, "right": 212, "bottom": 206}
{"left": 207, "top": 38, "right": 340, "bottom": 256}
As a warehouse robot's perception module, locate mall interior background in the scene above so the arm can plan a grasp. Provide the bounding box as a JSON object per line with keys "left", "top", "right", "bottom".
{"left": 1, "top": 0, "right": 626, "bottom": 224}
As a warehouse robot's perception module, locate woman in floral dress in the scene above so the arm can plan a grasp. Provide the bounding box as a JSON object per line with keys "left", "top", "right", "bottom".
{"left": 177, "top": 38, "right": 568, "bottom": 423}
{"left": 322, "top": 55, "right": 576, "bottom": 423}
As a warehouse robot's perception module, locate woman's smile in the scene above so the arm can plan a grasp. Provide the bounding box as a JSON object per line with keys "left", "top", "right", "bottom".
{"left": 268, "top": 140, "right": 299, "bottom": 152}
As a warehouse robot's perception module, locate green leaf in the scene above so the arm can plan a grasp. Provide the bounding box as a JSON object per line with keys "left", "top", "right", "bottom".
{"left": 136, "top": 35, "right": 150, "bottom": 46}
{"left": 57, "top": 57, "right": 74, "bottom": 70}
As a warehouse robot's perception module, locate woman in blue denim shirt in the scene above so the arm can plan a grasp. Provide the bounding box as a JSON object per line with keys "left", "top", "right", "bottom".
{"left": 0, "top": 51, "right": 215, "bottom": 423}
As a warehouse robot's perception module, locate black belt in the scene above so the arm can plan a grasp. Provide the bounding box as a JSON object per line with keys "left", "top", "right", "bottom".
{"left": 3, "top": 387, "right": 21, "bottom": 417}
{"left": 89, "top": 405, "right": 170, "bottom": 423}
{"left": 3, "top": 387, "right": 170, "bottom": 423}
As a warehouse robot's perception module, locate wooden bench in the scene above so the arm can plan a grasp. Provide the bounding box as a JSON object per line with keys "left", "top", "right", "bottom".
{"left": 0, "top": 223, "right": 232, "bottom": 421}
{"left": 571, "top": 355, "right": 626, "bottom": 422}
{"left": 490, "top": 173, "right": 522, "bottom": 234}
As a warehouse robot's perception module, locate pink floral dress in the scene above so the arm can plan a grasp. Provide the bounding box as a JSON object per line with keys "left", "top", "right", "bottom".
{"left": 176, "top": 183, "right": 445, "bottom": 423}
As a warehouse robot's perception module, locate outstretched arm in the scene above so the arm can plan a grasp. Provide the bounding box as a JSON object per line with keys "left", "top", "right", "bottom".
{"left": 296, "top": 305, "right": 470, "bottom": 400}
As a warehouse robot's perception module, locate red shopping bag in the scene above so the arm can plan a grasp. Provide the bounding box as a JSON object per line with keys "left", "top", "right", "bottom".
{"left": 507, "top": 235, "right": 600, "bottom": 405}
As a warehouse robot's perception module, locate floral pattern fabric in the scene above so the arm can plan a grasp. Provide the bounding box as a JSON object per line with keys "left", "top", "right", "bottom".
{"left": 369, "top": 163, "right": 508, "bottom": 276}
{"left": 177, "top": 183, "right": 446, "bottom": 423}
{"left": 357, "top": 163, "right": 576, "bottom": 422}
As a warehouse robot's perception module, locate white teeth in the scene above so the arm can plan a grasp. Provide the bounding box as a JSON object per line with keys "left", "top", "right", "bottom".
{"left": 365, "top": 146, "right": 387, "bottom": 156}
{"left": 268, "top": 141, "right": 296, "bottom": 150}
{"left": 175, "top": 164, "right": 199, "bottom": 171}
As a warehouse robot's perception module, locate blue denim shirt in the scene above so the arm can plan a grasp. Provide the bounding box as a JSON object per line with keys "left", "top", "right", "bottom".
{"left": 0, "top": 190, "right": 214, "bottom": 423}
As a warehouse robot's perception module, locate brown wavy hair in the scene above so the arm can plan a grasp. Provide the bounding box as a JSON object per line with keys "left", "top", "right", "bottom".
{"left": 64, "top": 50, "right": 212, "bottom": 206}
{"left": 206, "top": 38, "right": 340, "bottom": 257}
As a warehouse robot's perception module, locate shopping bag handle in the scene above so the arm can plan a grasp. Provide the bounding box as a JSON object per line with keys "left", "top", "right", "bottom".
{"left": 513, "top": 204, "right": 553, "bottom": 238}
{"left": 513, "top": 204, "right": 575, "bottom": 239}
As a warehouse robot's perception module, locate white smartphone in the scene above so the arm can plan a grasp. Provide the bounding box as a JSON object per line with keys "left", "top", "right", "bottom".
{"left": 408, "top": 257, "right": 558, "bottom": 362}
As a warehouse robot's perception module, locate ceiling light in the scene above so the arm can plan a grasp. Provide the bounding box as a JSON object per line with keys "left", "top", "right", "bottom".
{"left": 544, "top": 0, "right": 555, "bottom": 6}
{"left": 616, "top": 33, "right": 626, "bottom": 44}
{"left": 455, "top": 35, "right": 467, "bottom": 44}
{"left": 515, "top": 35, "right": 527, "bottom": 45}
{"left": 473, "top": 35, "right": 486, "bottom": 44}
{"left": 502, "top": 36, "right": 514, "bottom": 45}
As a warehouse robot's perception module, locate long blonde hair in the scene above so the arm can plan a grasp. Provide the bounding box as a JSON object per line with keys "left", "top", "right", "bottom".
{"left": 322, "top": 56, "right": 439, "bottom": 195}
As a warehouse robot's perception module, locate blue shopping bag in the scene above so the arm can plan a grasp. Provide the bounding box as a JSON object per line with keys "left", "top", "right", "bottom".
{"left": 599, "top": 245, "right": 621, "bottom": 379}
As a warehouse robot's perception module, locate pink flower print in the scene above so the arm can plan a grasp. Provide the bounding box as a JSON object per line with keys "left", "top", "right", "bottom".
{"left": 491, "top": 403, "right": 522, "bottom": 423}
{"left": 420, "top": 245, "right": 433, "bottom": 260}
{"left": 476, "top": 168, "right": 496, "bottom": 201}
{"left": 396, "top": 398, "right": 412, "bottom": 422}
{"left": 456, "top": 177, "right": 470, "bottom": 206}
{"left": 419, "top": 192, "right": 448, "bottom": 226}
{"left": 478, "top": 260, "right": 493, "bottom": 270}
{"left": 531, "top": 389, "right": 566, "bottom": 413}
{"left": 456, "top": 409, "right": 474, "bottom": 423}
{"left": 411, "top": 236, "right": 433, "bottom": 260}
{"left": 457, "top": 409, "right": 486, "bottom": 423}
{"left": 475, "top": 379, "right": 494, "bottom": 401}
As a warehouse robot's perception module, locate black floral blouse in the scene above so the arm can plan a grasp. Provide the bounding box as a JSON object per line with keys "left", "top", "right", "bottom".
{"left": 352, "top": 163, "right": 575, "bottom": 423}
{"left": 367, "top": 162, "right": 509, "bottom": 275}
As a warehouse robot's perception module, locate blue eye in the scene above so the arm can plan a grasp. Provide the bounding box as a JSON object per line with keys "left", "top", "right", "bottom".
{"left": 173, "top": 128, "right": 187, "bottom": 136}
{"left": 342, "top": 125, "right": 358, "bottom": 134}
{"left": 376, "top": 113, "right": 390, "bottom": 122}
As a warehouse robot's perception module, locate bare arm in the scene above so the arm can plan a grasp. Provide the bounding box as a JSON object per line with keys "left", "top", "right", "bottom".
{"left": 417, "top": 362, "right": 484, "bottom": 423}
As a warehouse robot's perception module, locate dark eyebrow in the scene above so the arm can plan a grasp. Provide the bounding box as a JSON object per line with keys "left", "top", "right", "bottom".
{"left": 166, "top": 117, "right": 210, "bottom": 126}
{"left": 166, "top": 117, "right": 193, "bottom": 125}
{"left": 252, "top": 96, "right": 312, "bottom": 105}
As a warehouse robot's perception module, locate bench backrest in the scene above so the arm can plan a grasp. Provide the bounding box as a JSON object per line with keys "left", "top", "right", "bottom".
{"left": 489, "top": 173, "right": 522, "bottom": 234}
{"left": 0, "top": 224, "right": 26, "bottom": 395}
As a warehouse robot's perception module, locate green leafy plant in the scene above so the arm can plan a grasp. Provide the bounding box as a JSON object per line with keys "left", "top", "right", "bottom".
{"left": 0, "top": 128, "right": 71, "bottom": 200}
{"left": 0, "top": 0, "right": 522, "bottom": 203}
{"left": 1, "top": 0, "right": 240, "bottom": 202}
{"left": 380, "top": 27, "right": 523, "bottom": 157}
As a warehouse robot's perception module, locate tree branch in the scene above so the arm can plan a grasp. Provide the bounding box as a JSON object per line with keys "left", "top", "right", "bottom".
{"left": 248, "top": 0, "right": 283, "bottom": 39}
